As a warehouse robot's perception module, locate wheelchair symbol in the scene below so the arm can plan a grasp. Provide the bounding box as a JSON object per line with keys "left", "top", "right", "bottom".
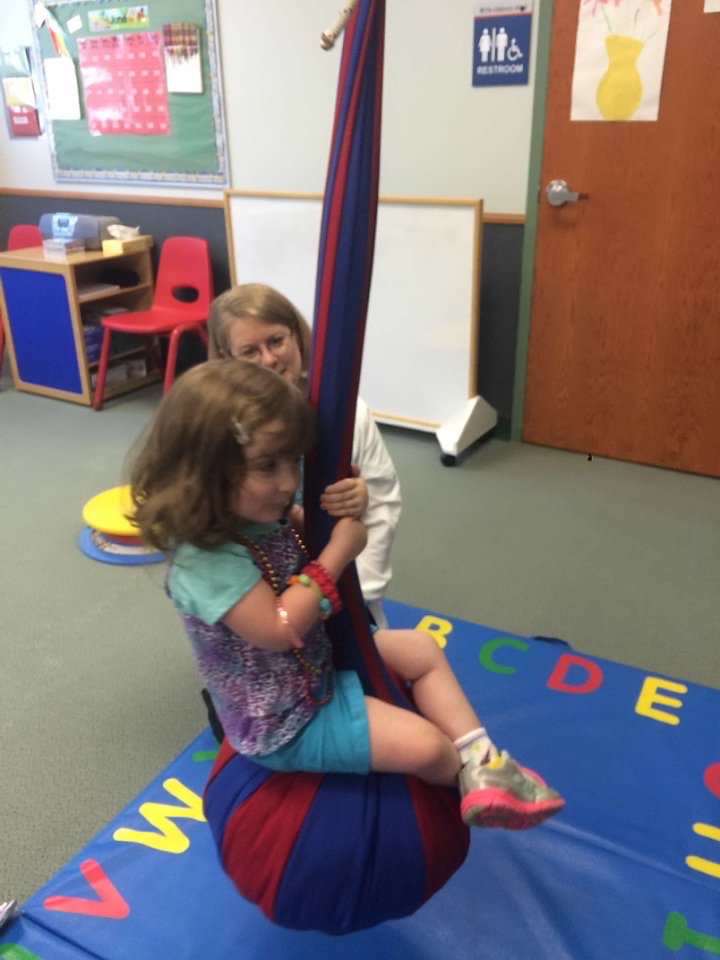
{"left": 507, "top": 37, "right": 524, "bottom": 62}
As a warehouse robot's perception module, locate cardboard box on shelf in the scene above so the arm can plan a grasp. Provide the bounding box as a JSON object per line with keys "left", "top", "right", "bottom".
{"left": 101, "top": 235, "right": 152, "bottom": 256}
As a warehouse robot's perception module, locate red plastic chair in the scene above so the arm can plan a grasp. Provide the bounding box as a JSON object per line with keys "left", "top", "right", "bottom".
{"left": 1, "top": 224, "right": 43, "bottom": 371}
{"left": 93, "top": 236, "right": 213, "bottom": 409}
{"left": 8, "top": 224, "right": 43, "bottom": 250}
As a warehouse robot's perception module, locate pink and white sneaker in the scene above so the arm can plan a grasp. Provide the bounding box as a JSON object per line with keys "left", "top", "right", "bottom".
{"left": 459, "top": 750, "right": 565, "bottom": 830}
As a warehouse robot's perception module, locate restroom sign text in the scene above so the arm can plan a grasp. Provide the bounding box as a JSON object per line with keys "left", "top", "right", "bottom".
{"left": 472, "top": 6, "right": 532, "bottom": 88}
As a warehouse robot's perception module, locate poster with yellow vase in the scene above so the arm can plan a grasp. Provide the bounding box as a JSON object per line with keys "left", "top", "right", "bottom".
{"left": 571, "top": 0, "right": 672, "bottom": 121}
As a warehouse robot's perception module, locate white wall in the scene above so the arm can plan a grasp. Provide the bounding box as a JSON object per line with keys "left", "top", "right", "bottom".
{"left": 0, "top": 0, "right": 542, "bottom": 213}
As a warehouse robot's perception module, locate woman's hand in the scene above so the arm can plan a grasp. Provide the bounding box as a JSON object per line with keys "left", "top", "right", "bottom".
{"left": 320, "top": 465, "right": 368, "bottom": 519}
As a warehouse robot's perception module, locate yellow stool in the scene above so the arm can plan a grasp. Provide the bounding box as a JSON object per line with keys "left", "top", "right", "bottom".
{"left": 80, "top": 485, "right": 164, "bottom": 566}
{"left": 82, "top": 485, "right": 139, "bottom": 538}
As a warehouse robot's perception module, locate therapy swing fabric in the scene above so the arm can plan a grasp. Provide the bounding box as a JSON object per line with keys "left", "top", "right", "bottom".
{"left": 203, "top": 0, "right": 469, "bottom": 934}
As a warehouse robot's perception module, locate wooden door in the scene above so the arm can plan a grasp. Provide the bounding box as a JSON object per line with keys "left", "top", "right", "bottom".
{"left": 524, "top": 0, "right": 720, "bottom": 476}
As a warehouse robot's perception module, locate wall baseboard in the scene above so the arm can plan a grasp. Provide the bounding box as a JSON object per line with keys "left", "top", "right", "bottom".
{"left": 0, "top": 187, "right": 223, "bottom": 209}
{"left": 496, "top": 415, "right": 512, "bottom": 440}
{"left": 0, "top": 188, "right": 523, "bottom": 222}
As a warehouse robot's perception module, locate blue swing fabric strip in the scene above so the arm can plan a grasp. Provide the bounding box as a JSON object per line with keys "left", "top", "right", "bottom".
{"left": 304, "top": 0, "right": 403, "bottom": 706}
{"left": 275, "top": 770, "right": 428, "bottom": 931}
{"left": 273, "top": 0, "right": 437, "bottom": 928}
{"left": 205, "top": 3, "right": 457, "bottom": 936}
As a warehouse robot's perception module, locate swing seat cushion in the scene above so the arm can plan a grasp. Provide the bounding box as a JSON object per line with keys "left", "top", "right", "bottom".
{"left": 204, "top": 739, "right": 469, "bottom": 935}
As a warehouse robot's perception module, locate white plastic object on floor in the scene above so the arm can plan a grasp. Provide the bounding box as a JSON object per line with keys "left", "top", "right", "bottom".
{"left": 0, "top": 899, "right": 19, "bottom": 931}
{"left": 435, "top": 395, "right": 498, "bottom": 465}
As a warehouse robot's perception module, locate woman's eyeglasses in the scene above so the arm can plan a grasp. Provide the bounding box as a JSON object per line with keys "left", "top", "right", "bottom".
{"left": 231, "top": 332, "right": 291, "bottom": 363}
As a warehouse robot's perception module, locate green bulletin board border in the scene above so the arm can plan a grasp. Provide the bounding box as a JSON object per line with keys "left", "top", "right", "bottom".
{"left": 30, "top": 0, "right": 229, "bottom": 187}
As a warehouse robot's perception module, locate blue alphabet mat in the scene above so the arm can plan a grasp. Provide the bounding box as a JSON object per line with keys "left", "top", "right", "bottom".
{"left": 2, "top": 600, "right": 719, "bottom": 959}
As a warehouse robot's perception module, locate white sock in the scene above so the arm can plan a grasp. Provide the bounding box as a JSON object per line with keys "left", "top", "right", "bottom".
{"left": 453, "top": 728, "right": 497, "bottom": 766}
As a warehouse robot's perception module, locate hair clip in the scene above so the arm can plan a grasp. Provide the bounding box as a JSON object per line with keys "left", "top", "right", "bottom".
{"left": 232, "top": 417, "right": 251, "bottom": 445}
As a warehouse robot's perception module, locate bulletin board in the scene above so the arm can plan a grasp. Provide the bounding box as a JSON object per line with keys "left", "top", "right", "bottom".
{"left": 31, "top": 0, "right": 228, "bottom": 185}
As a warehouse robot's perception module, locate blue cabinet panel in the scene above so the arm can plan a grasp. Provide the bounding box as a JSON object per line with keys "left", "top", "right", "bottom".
{"left": 0, "top": 268, "right": 82, "bottom": 394}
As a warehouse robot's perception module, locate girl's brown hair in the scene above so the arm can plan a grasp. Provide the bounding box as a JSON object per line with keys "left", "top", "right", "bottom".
{"left": 129, "top": 359, "right": 313, "bottom": 552}
{"left": 208, "top": 283, "right": 312, "bottom": 372}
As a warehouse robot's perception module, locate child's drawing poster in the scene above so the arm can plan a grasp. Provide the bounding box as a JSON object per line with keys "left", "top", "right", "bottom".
{"left": 88, "top": 6, "right": 150, "bottom": 32}
{"left": 571, "top": 0, "right": 673, "bottom": 122}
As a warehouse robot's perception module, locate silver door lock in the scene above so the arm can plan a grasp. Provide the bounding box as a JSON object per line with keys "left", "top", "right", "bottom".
{"left": 546, "top": 179, "right": 589, "bottom": 207}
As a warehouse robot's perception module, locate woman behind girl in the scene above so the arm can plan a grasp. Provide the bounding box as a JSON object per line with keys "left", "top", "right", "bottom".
{"left": 208, "top": 283, "right": 400, "bottom": 628}
{"left": 130, "top": 359, "right": 564, "bottom": 829}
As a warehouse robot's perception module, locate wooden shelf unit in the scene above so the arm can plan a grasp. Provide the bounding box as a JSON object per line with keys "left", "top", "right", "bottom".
{"left": 0, "top": 243, "right": 156, "bottom": 406}
{"left": 77, "top": 281, "right": 152, "bottom": 305}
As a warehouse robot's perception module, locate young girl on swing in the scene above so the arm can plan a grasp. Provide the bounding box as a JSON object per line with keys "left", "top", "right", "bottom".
{"left": 130, "top": 359, "right": 564, "bottom": 829}
{"left": 207, "top": 282, "right": 400, "bottom": 629}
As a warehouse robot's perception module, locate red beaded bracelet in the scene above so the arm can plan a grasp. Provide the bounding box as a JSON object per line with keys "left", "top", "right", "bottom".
{"left": 303, "top": 561, "right": 342, "bottom": 615}
{"left": 288, "top": 573, "right": 333, "bottom": 620}
{"left": 304, "top": 561, "right": 339, "bottom": 603}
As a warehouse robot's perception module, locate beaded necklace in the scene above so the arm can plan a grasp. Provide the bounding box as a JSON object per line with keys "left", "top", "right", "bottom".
{"left": 237, "top": 524, "right": 333, "bottom": 707}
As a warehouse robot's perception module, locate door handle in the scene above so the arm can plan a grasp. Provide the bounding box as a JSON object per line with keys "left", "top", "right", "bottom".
{"left": 545, "top": 179, "right": 589, "bottom": 207}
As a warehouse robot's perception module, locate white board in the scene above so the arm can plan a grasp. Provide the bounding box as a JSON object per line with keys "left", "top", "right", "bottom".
{"left": 224, "top": 191, "right": 482, "bottom": 431}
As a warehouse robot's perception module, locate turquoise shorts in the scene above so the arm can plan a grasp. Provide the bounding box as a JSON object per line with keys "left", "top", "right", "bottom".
{"left": 252, "top": 670, "right": 370, "bottom": 775}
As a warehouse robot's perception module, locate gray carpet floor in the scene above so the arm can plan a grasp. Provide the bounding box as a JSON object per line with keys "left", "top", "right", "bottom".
{"left": 1, "top": 371, "right": 718, "bottom": 905}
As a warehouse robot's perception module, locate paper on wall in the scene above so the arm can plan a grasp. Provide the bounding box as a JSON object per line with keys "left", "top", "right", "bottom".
{"left": 163, "top": 49, "right": 203, "bottom": 93}
{"left": 0, "top": 47, "right": 31, "bottom": 77}
{"left": 162, "top": 23, "right": 203, "bottom": 94}
{"left": 705, "top": 0, "right": 720, "bottom": 12}
{"left": 77, "top": 32, "right": 171, "bottom": 135}
{"left": 43, "top": 56, "right": 81, "bottom": 120}
{"left": 33, "top": 2, "right": 49, "bottom": 28}
{"left": 570, "top": 0, "right": 672, "bottom": 122}
{"left": 88, "top": 6, "right": 150, "bottom": 32}
{"left": 2, "top": 76, "right": 37, "bottom": 107}
{"left": 35, "top": 3, "right": 70, "bottom": 56}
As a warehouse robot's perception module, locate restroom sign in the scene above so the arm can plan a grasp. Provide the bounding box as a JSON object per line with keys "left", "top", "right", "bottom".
{"left": 473, "top": 2, "right": 533, "bottom": 87}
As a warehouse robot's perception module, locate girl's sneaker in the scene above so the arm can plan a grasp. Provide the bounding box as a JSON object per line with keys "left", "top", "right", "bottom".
{"left": 459, "top": 751, "right": 564, "bottom": 829}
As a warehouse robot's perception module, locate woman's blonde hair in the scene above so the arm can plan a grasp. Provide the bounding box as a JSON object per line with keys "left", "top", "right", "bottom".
{"left": 129, "top": 359, "right": 313, "bottom": 552}
{"left": 208, "top": 283, "right": 312, "bottom": 372}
